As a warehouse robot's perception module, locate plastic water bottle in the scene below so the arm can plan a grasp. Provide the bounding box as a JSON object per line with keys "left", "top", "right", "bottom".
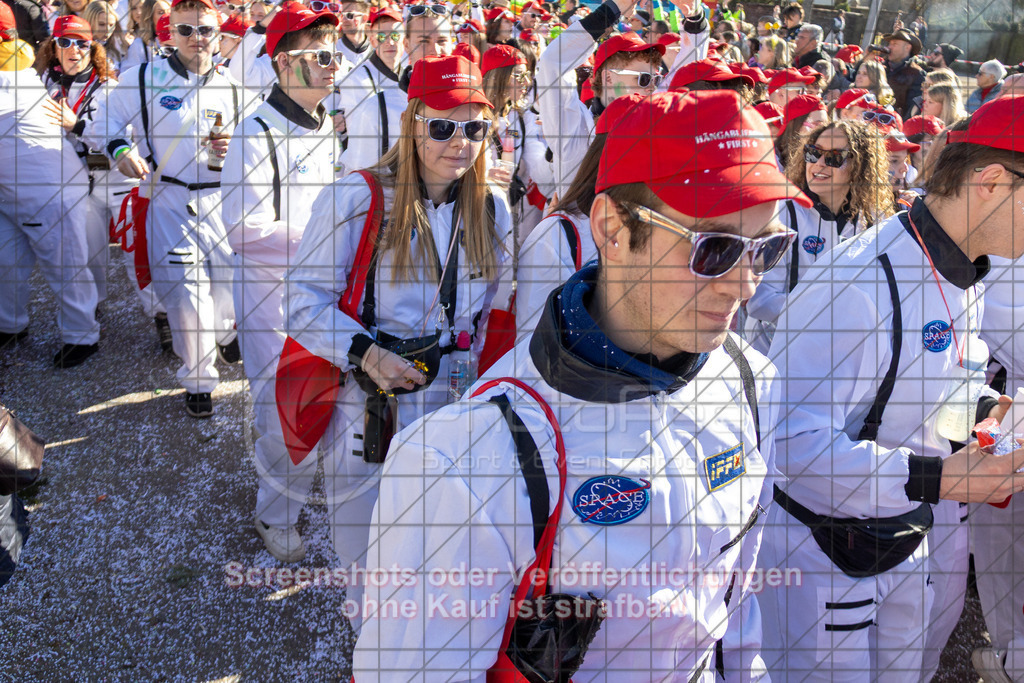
{"left": 448, "top": 331, "right": 474, "bottom": 400}
{"left": 936, "top": 335, "right": 990, "bottom": 442}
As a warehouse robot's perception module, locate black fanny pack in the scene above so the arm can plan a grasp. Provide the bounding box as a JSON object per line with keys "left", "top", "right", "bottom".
{"left": 351, "top": 331, "right": 444, "bottom": 397}
{"left": 774, "top": 486, "right": 933, "bottom": 578}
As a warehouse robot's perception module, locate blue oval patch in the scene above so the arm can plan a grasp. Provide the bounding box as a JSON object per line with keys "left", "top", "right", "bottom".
{"left": 923, "top": 319, "right": 952, "bottom": 352}
{"left": 160, "top": 95, "right": 183, "bottom": 110}
{"left": 571, "top": 475, "right": 651, "bottom": 525}
{"left": 802, "top": 235, "right": 825, "bottom": 255}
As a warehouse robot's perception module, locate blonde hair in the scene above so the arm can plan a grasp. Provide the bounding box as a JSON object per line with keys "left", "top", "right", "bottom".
{"left": 84, "top": 1, "right": 128, "bottom": 64}
{"left": 368, "top": 98, "right": 502, "bottom": 281}
{"left": 924, "top": 83, "right": 968, "bottom": 127}
{"left": 760, "top": 34, "right": 789, "bottom": 68}
{"left": 924, "top": 67, "right": 958, "bottom": 89}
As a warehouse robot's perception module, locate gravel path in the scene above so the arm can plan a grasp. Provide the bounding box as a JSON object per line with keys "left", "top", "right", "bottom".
{"left": 0, "top": 248, "right": 993, "bottom": 681}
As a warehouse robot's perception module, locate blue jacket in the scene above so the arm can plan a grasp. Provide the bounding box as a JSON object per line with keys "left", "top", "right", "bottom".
{"left": 967, "top": 80, "right": 1003, "bottom": 113}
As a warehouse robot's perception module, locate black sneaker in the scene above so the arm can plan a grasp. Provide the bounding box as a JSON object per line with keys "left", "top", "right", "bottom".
{"left": 0, "top": 328, "right": 28, "bottom": 350}
{"left": 53, "top": 343, "right": 99, "bottom": 368}
{"left": 154, "top": 313, "right": 173, "bottom": 352}
{"left": 185, "top": 392, "right": 214, "bottom": 418}
{"left": 217, "top": 337, "right": 241, "bottom": 364}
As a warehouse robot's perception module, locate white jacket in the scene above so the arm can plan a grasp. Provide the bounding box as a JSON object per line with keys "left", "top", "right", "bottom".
{"left": 221, "top": 85, "right": 339, "bottom": 269}
{"left": 93, "top": 54, "right": 248, "bottom": 186}
{"left": 228, "top": 28, "right": 277, "bottom": 99}
{"left": 333, "top": 54, "right": 405, "bottom": 173}
{"left": 353, "top": 273, "right": 777, "bottom": 682}
{"left": 981, "top": 255, "right": 1024, "bottom": 384}
{"left": 770, "top": 203, "right": 986, "bottom": 518}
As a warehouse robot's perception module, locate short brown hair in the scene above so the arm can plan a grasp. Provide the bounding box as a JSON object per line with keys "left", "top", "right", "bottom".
{"left": 592, "top": 46, "right": 662, "bottom": 99}
{"left": 782, "top": 2, "right": 803, "bottom": 20}
{"left": 600, "top": 182, "right": 664, "bottom": 252}
{"left": 925, "top": 118, "right": 1024, "bottom": 198}
{"left": 169, "top": 0, "right": 216, "bottom": 15}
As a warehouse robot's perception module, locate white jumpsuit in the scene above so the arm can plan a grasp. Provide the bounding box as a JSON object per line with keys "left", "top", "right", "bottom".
{"left": 332, "top": 52, "right": 405, "bottom": 174}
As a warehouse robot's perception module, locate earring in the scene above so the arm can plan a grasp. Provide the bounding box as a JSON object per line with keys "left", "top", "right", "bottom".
{"left": 612, "top": 240, "right": 619, "bottom": 247}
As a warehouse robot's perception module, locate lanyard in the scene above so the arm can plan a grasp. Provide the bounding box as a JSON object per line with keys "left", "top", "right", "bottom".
{"left": 61, "top": 70, "right": 98, "bottom": 115}
{"left": 907, "top": 212, "right": 964, "bottom": 367}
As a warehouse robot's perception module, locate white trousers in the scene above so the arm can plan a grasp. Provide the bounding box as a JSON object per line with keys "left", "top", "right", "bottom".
{"left": 146, "top": 182, "right": 235, "bottom": 393}
{"left": 234, "top": 259, "right": 316, "bottom": 530}
{"left": 920, "top": 500, "right": 971, "bottom": 680}
{"left": 973, "top": 495, "right": 1024, "bottom": 679}
{"left": 759, "top": 503, "right": 932, "bottom": 682}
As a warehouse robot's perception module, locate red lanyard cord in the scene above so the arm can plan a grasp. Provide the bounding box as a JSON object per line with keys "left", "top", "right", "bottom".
{"left": 907, "top": 212, "right": 964, "bottom": 367}
{"left": 61, "top": 69, "right": 98, "bottom": 115}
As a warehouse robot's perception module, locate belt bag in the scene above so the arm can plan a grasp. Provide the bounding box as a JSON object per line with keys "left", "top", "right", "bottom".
{"left": 774, "top": 486, "right": 933, "bottom": 578}
{"left": 351, "top": 331, "right": 443, "bottom": 397}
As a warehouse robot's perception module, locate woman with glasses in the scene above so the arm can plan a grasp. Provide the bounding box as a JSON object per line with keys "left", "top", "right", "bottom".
{"left": 36, "top": 15, "right": 122, "bottom": 311}
{"left": 746, "top": 119, "right": 895, "bottom": 352}
{"left": 83, "top": 1, "right": 129, "bottom": 73}
{"left": 285, "top": 54, "right": 510, "bottom": 601}
{"left": 119, "top": 0, "right": 169, "bottom": 69}
{"left": 481, "top": 44, "right": 549, "bottom": 234}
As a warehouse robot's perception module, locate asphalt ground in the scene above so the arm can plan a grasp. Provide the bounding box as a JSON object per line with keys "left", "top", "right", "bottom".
{"left": 0, "top": 247, "right": 992, "bottom": 681}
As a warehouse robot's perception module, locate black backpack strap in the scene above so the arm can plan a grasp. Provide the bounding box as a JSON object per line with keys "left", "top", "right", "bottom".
{"left": 786, "top": 200, "right": 800, "bottom": 293}
{"left": 138, "top": 62, "right": 153, "bottom": 164}
{"left": 723, "top": 335, "right": 760, "bottom": 449}
{"left": 489, "top": 394, "right": 549, "bottom": 550}
{"left": 252, "top": 117, "right": 280, "bottom": 222}
{"left": 858, "top": 253, "right": 902, "bottom": 441}
{"left": 558, "top": 217, "right": 581, "bottom": 272}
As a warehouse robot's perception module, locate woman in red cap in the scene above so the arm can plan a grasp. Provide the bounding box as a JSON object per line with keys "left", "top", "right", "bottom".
{"left": 484, "top": 6, "right": 513, "bottom": 46}
{"left": 746, "top": 118, "right": 894, "bottom": 352}
{"left": 481, "top": 43, "right": 549, "bottom": 233}
{"left": 285, "top": 54, "right": 511, "bottom": 617}
{"left": 903, "top": 113, "right": 945, "bottom": 182}
{"left": 37, "top": 14, "right": 122, "bottom": 310}
{"left": 455, "top": 18, "right": 487, "bottom": 59}
{"left": 773, "top": 92, "right": 826, "bottom": 169}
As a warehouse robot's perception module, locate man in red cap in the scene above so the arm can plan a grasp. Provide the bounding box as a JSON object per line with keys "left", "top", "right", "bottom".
{"left": 94, "top": 0, "right": 252, "bottom": 417}
{"left": 516, "top": 0, "right": 543, "bottom": 32}
{"left": 0, "top": 0, "right": 100, "bottom": 366}
{"left": 221, "top": 3, "right": 342, "bottom": 562}
{"left": 353, "top": 89, "right": 807, "bottom": 681}
{"left": 331, "top": 6, "right": 405, "bottom": 172}
{"left": 761, "top": 95, "right": 1024, "bottom": 682}
{"left": 536, "top": 0, "right": 708, "bottom": 195}
{"left": 766, "top": 67, "right": 814, "bottom": 109}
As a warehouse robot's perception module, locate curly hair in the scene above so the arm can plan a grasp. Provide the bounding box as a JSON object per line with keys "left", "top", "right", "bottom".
{"left": 33, "top": 37, "right": 111, "bottom": 81}
{"left": 786, "top": 119, "right": 896, "bottom": 223}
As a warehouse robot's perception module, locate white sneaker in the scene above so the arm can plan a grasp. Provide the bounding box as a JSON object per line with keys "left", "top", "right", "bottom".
{"left": 974, "top": 647, "right": 1013, "bottom": 683}
{"left": 254, "top": 517, "right": 306, "bottom": 563}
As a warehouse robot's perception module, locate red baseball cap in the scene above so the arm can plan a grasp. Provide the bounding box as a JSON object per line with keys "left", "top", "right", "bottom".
{"left": 596, "top": 91, "right": 811, "bottom": 217}
{"left": 451, "top": 42, "right": 480, "bottom": 64}
{"left": 903, "top": 115, "right": 945, "bottom": 138}
{"left": 946, "top": 95, "right": 1024, "bottom": 153}
{"left": 156, "top": 14, "right": 172, "bottom": 42}
{"left": 767, "top": 68, "right": 815, "bottom": 94}
{"left": 369, "top": 7, "right": 403, "bottom": 26}
{"left": 753, "top": 101, "right": 784, "bottom": 132}
{"left": 457, "top": 19, "right": 483, "bottom": 34}
{"left": 593, "top": 33, "right": 663, "bottom": 73}
{"left": 781, "top": 94, "right": 825, "bottom": 129}
{"left": 53, "top": 15, "right": 92, "bottom": 40}
{"left": 0, "top": 2, "right": 14, "bottom": 39}
{"left": 265, "top": 6, "right": 340, "bottom": 58}
{"left": 709, "top": 40, "right": 728, "bottom": 54}
{"left": 595, "top": 92, "right": 647, "bottom": 135}
{"left": 484, "top": 7, "right": 513, "bottom": 23}
{"left": 834, "top": 44, "right": 863, "bottom": 63}
{"left": 580, "top": 76, "right": 595, "bottom": 104}
{"left": 657, "top": 32, "right": 681, "bottom": 47}
{"left": 518, "top": 29, "right": 540, "bottom": 43}
{"left": 171, "top": 0, "right": 217, "bottom": 10}
{"left": 669, "top": 58, "right": 754, "bottom": 91}
{"left": 407, "top": 55, "right": 492, "bottom": 110}
{"left": 219, "top": 14, "right": 252, "bottom": 38}
{"left": 520, "top": 1, "right": 542, "bottom": 13}
{"left": 730, "top": 63, "right": 768, "bottom": 85}
{"left": 885, "top": 131, "right": 921, "bottom": 154}
{"left": 481, "top": 44, "right": 525, "bottom": 76}
{"left": 835, "top": 88, "right": 875, "bottom": 110}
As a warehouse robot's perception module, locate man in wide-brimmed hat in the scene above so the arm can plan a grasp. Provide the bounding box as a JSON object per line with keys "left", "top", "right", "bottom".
{"left": 884, "top": 27, "right": 925, "bottom": 118}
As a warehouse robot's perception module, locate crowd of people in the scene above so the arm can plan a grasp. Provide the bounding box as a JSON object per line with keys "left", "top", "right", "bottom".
{"left": 3, "top": 0, "right": 1024, "bottom": 679}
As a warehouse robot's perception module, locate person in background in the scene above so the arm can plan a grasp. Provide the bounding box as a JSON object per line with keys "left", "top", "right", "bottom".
{"left": 216, "top": 12, "right": 250, "bottom": 65}
{"left": 780, "top": 1, "right": 802, "bottom": 40}
{"left": 755, "top": 32, "right": 788, "bottom": 69}
{"left": 483, "top": 6, "right": 512, "bottom": 46}
{"left": 119, "top": 0, "right": 168, "bottom": 68}
{"left": 903, "top": 113, "right": 944, "bottom": 176}
{"left": 883, "top": 27, "right": 925, "bottom": 117}
{"left": 83, "top": 1, "right": 127, "bottom": 72}
{"left": 921, "top": 82, "right": 967, "bottom": 127}
{"left": 766, "top": 67, "right": 814, "bottom": 110}
{"left": 337, "top": 0, "right": 370, "bottom": 65}
{"left": 773, "top": 92, "right": 825, "bottom": 168}
{"left": 853, "top": 57, "right": 894, "bottom": 106}
{"left": 825, "top": 8, "right": 844, "bottom": 45}
{"left": 0, "top": 2, "right": 99, "bottom": 365}
{"left": 791, "top": 23, "right": 822, "bottom": 70}
{"left": 967, "top": 59, "right": 1005, "bottom": 113}
{"left": 833, "top": 87, "right": 874, "bottom": 121}
{"left": 4, "top": 0, "right": 51, "bottom": 49}
{"left": 924, "top": 42, "right": 961, "bottom": 71}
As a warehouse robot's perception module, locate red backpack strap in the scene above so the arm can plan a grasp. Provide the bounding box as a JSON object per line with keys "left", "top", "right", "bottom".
{"left": 338, "top": 170, "right": 385, "bottom": 321}
{"left": 470, "top": 378, "right": 567, "bottom": 652}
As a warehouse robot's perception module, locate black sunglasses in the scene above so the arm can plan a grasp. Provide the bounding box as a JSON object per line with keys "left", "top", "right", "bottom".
{"left": 341, "top": 10, "right": 365, "bottom": 19}
{"left": 804, "top": 144, "right": 853, "bottom": 169}
{"left": 175, "top": 23, "right": 219, "bottom": 38}
{"left": 862, "top": 110, "right": 897, "bottom": 127}
{"left": 56, "top": 36, "right": 91, "bottom": 49}
{"left": 620, "top": 202, "right": 797, "bottom": 278}
{"left": 415, "top": 114, "right": 491, "bottom": 142}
